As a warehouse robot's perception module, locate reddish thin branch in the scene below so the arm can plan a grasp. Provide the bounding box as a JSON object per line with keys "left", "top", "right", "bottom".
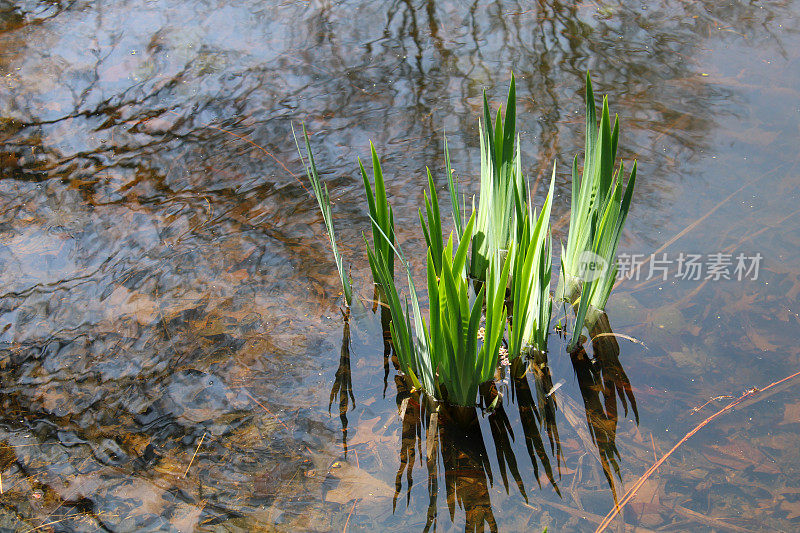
{"left": 596, "top": 369, "right": 800, "bottom": 532}
{"left": 165, "top": 110, "right": 309, "bottom": 194}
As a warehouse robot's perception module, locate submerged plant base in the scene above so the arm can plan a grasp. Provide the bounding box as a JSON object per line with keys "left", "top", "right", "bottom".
{"left": 510, "top": 357, "right": 529, "bottom": 380}
{"left": 395, "top": 376, "right": 478, "bottom": 430}
{"left": 397, "top": 380, "right": 501, "bottom": 430}
{"left": 584, "top": 304, "right": 607, "bottom": 335}
{"left": 554, "top": 272, "right": 582, "bottom": 304}
{"left": 509, "top": 350, "right": 549, "bottom": 379}
{"left": 440, "top": 403, "right": 480, "bottom": 429}
{"left": 568, "top": 334, "right": 588, "bottom": 354}
{"left": 395, "top": 368, "right": 492, "bottom": 428}
{"left": 589, "top": 310, "right": 624, "bottom": 365}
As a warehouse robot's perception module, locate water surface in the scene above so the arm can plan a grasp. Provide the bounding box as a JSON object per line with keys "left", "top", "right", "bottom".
{"left": 1, "top": 1, "right": 800, "bottom": 531}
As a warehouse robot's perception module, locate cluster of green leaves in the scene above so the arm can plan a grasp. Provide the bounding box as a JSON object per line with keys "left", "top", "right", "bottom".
{"left": 419, "top": 169, "right": 445, "bottom": 275}
{"left": 561, "top": 73, "right": 638, "bottom": 351}
{"left": 470, "top": 74, "right": 527, "bottom": 282}
{"left": 369, "top": 209, "right": 510, "bottom": 406}
{"left": 508, "top": 168, "right": 555, "bottom": 359}
{"left": 427, "top": 215, "right": 510, "bottom": 406}
{"left": 300, "top": 72, "right": 639, "bottom": 404}
{"left": 365, "top": 222, "right": 433, "bottom": 395}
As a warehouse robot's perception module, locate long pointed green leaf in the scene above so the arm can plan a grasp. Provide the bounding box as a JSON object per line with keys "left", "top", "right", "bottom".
{"left": 293, "top": 124, "right": 352, "bottom": 306}
{"left": 443, "top": 133, "right": 463, "bottom": 239}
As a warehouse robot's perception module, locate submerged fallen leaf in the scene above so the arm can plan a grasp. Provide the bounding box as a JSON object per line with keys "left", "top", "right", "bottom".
{"left": 324, "top": 462, "right": 393, "bottom": 504}
{"left": 745, "top": 326, "right": 780, "bottom": 352}
{"left": 347, "top": 416, "right": 395, "bottom": 447}
{"left": 104, "top": 286, "right": 157, "bottom": 324}
{"left": 667, "top": 346, "right": 709, "bottom": 370}
{"left": 780, "top": 401, "right": 800, "bottom": 426}
{"left": 703, "top": 442, "right": 780, "bottom": 474}
{"left": 111, "top": 479, "right": 168, "bottom": 516}
{"left": 627, "top": 478, "right": 662, "bottom": 526}
{"left": 781, "top": 499, "right": 800, "bottom": 520}
{"left": 171, "top": 503, "right": 204, "bottom": 532}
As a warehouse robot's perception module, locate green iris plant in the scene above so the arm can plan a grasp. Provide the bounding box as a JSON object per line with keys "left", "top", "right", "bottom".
{"left": 561, "top": 73, "right": 637, "bottom": 350}
{"left": 469, "top": 74, "right": 527, "bottom": 282}
{"left": 293, "top": 124, "right": 353, "bottom": 306}
{"left": 361, "top": 143, "right": 396, "bottom": 286}
{"left": 299, "top": 72, "right": 639, "bottom": 404}
{"left": 369, "top": 211, "right": 511, "bottom": 407}
{"left": 508, "top": 167, "right": 555, "bottom": 359}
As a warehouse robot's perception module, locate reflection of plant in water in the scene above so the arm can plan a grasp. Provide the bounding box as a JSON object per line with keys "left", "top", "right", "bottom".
{"left": 438, "top": 411, "right": 498, "bottom": 533}
{"left": 590, "top": 312, "right": 638, "bottom": 426}
{"left": 566, "top": 313, "right": 638, "bottom": 501}
{"left": 388, "top": 315, "right": 640, "bottom": 529}
{"left": 392, "top": 364, "right": 573, "bottom": 531}
{"left": 329, "top": 315, "right": 355, "bottom": 456}
{"left": 486, "top": 389, "right": 527, "bottom": 502}
{"left": 511, "top": 360, "right": 562, "bottom": 496}
{"left": 393, "top": 377, "right": 422, "bottom": 511}
{"left": 394, "top": 387, "right": 493, "bottom": 531}
{"left": 569, "top": 346, "right": 622, "bottom": 500}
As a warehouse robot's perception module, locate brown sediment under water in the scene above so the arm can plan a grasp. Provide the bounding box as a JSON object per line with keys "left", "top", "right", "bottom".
{"left": 1, "top": 1, "right": 799, "bottom": 531}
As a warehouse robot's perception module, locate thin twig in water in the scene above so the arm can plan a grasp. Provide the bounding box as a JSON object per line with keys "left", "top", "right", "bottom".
{"left": 521, "top": 500, "right": 658, "bottom": 533}
{"left": 671, "top": 502, "right": 753, "bottom": 533}
{"left": 25, "top": 515, "right": 84, "bottom": 532}
{"left": 343, "top": 500, "right": 357, "bottom": 533}
{"left": 595, "top": 369, "right": 800, "bottom": 532}
{"left": 589, "top": 332, "right": 647, "bottom": 349}
{"left": 689, "top": 395, "right": 735, "bottom": 414}
{"left": 239, "top": 388, "right": 291, "bottom": 432}
{"left": 183, "top": 432, "right": 206, "bottom": 478}
{"left": 649, "top": 434, "right": 657, "bottom": 463}
{"left": 164, "top": 110, "right": 309, "bottom": 194}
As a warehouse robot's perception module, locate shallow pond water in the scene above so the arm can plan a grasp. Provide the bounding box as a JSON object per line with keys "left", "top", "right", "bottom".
{"left": 1, "top": 0, "right": 800, "bottom": 531}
